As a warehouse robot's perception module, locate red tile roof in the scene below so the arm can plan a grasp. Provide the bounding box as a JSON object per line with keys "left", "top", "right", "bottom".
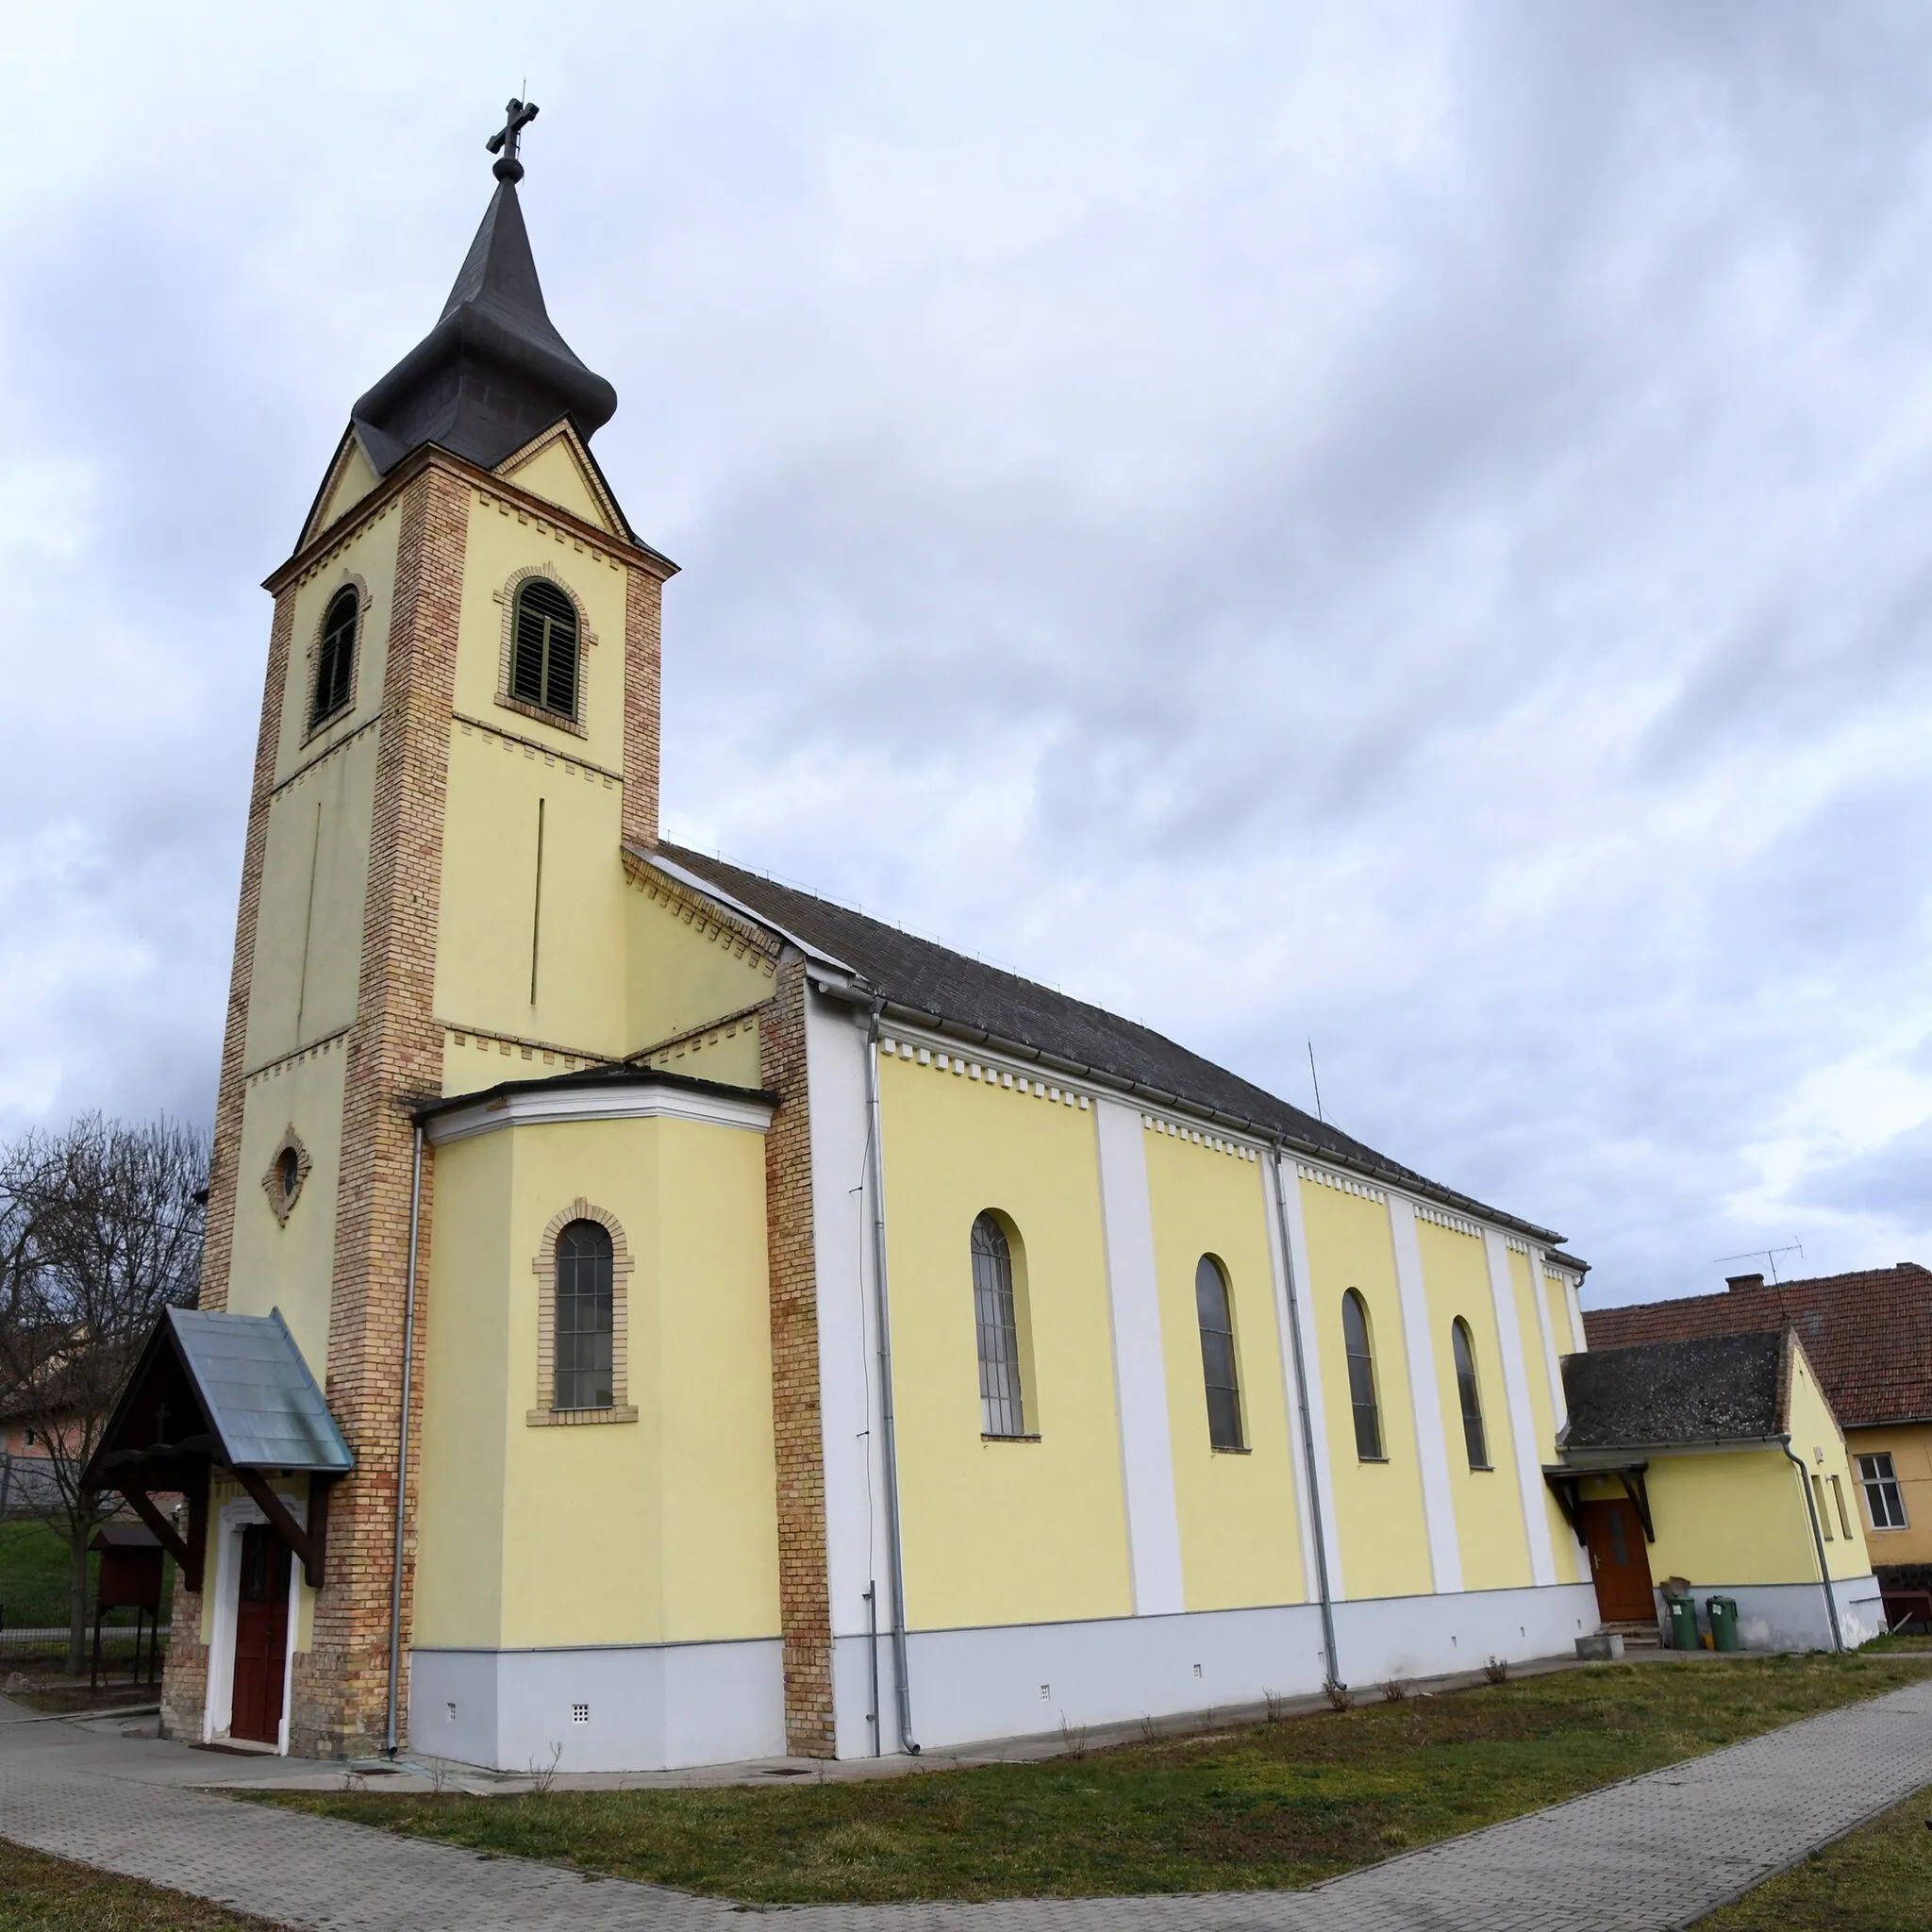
{"left": 1584, "top": 1264, "right": 1932, "bottom": 1429}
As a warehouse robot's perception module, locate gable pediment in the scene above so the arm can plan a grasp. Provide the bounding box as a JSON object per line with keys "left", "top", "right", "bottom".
{"left": 495, "top": 421, "right": 626, "bottom": 536}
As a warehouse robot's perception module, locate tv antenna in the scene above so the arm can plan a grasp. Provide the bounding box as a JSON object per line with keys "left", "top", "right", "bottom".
{"left": 1712, "top": 1241, "right": 1804, "bottom": 1284}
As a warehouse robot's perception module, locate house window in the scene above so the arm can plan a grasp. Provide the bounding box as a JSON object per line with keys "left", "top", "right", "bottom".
{"left": 1195, "top": 1256, "right": 1243, "bottom": 1451}
{"left": 511, "top": 578, "right": 580, "bottom": 720}
{"left": 1341, "top": 1290, "right": 1383, "bottom": 1461}
{"left": 553, "top": 1219, "right": 614, "bottom": 1411}
{"left": 1829, "top": 1474, "right": 1853, "bottom": 1541}
{"left": 312, "top": 587, "right": 358, "bottom": 726}
{"left": 1451, "top": 1318, "right": 1490, "bottom": 1470}
{"left": 972, "top": 1213, "right": 1026, "bottom": 1438}
{"left": 1858, "top": 1453, "right": 1908, "bottom": 1529}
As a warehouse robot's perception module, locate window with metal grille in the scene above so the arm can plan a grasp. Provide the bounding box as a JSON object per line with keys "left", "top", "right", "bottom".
{"left": 553, "top": 1219, "right": 613, "bottom": 1410}
{"left": 1341, "top": 1290, "right": 1383, "bottom": 1461}
{"left": 1858, "top": 1452, "right": 1908, "bottom": 1529}
{"left": 512, "top": 578, "right": 580, "bottom": 720}
{"left": 312, "top": 587, "right": 358, "bottom": 726}
{"left": 972, "top": 1212, "right": 1026, "bottom": 1438}
{"left": 1451, "top": 1318, "right": 1490, "bottom": 1470}
{"left": 1195, "top": 1255, "right": 1243, "bottom": 1450}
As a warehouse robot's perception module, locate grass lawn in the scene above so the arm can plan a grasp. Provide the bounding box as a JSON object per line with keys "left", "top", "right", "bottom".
{"left": 0, "top": 1840, "right": 283, "bottom": 1930}
{"left": 261, "top": 1653, "right": 1931, "bottom": 1904}
{"left": 1693, "top": 1779, "right": 1932, "bottom": 1930}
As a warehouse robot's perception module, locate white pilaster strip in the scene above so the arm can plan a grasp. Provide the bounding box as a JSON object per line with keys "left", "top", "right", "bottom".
{"left": 1259, "top": 1155, "right": 1321, "bottom": 1603}
{"left": 1274, "top": 1159, "right": 1346, "bottom": 1601}
{"left": 1484, "top": 1229, "right": 1558, "bottom": 1587}
{"left": 1524, "top": 1242, "right": 1568, "bottom": 1436}
{"left": 1565, "top": 1274, "right": 1587, "bottom": 1354}
{"left": 1386, "top": 1195, "right": 1463, "bottom": 1595}
{"left": 1092, "top": 1098, "right": 1186, "bottom": 1617}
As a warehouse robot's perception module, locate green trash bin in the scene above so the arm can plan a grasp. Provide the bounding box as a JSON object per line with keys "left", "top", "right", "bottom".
{"left": 1707, "top": 1596, "right": 1741, "bottom": 1652}
{"left": 1665, "top": 1594, "right": 1700, "bottom": 1651}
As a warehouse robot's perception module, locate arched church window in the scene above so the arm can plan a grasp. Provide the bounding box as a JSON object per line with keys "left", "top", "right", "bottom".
{"left": 1452, "top": 1318, "right": 1491, "bottom": 1470}
{"left": 1195, "top": 1255, "right": 1243, "bottom": 1450}
{"left": 972, "top": 1213, "right": 1027, "bottom": 1438}
{"left": 554, "top": 1219, "right": 614, "bottom": 1410}
{"left": 1341, "top": 1289, "right": 1384, "bottom": 1461}
{"left": 312, "top": 588, "right": 358, "bottom": 726}
{"left": 512, "top": 578, "right": 580, "bottom": 720}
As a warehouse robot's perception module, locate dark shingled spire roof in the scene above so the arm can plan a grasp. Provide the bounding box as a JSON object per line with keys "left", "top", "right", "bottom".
{"left": 351, "top": 175, "right": 617, "bottom": 475}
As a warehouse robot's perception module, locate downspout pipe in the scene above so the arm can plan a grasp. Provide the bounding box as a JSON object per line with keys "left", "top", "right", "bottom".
{"left": 864, "top": 1000, "right": 919, "bottom": 1754}
{"left": 1780, "top": 1435, "right": 1844, "bottom": 1654}
{"left": 385, "top": 1124, "right": 425, "bottom": 1757}
{"left": 1272, "top": 1142, "right": 1341, "bottom": 1690}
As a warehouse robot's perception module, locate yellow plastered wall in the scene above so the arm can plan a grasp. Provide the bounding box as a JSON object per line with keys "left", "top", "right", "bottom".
{"left": 244, "top": 730, "right": 378, "bottom": 1070}
{"left": 434, "top": 723, "right": 628, "bottom": 1058}
{"left": 1508, "top": 1250, "right": 1580, "bottom": 1584}
{"left": 1846, "top": 1422, "right": 1932, "bottom": 1568}
{"left": 1787, "top": 1348, "right": 1871, "bottom": 1582}
{"left": 624, "top": 885, "right": 777, "bottom": 1055}
{"left": 225, "top": 1046, "right": 348, "bottom": 1374}
{"left": 1416, "top": 1224, "right": 1530, "bottom": 1591}
{"left": 1585, "top": 1453, "right": 1816, "bottom": 1587}
{"left": 410, "top": 1129, "right": 513, "bottom": 1647}
{"left": 412, "top": 1113, "right": 779, "bottom": 1651}
{"left": 457, "top": 492, "right": 630, "bottom": 776}
{"left": 497, "top": 435, "right": 617, "bottom": 533}
{"left": 1142, "top": 1130, "right": 1303, "bottom": 1612}
{"left": 879, "top": 1053, "right": 1132, "bottom": 1630}
{"left": 1545, "top": 1273, "right": 1582, "bottom": 1353}
{"left": 1300, "top": 1180, "right": 1432, "bottom": 1600}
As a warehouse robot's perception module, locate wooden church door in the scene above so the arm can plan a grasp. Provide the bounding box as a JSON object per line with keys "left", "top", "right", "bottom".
{"left": 231, "top": 1524, "right": 291, "bottom": 1744}
{"left": 1581, "top": 1498, "right": 1655, "bottom": 1623}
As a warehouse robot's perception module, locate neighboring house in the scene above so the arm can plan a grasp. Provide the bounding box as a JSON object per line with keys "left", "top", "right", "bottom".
{"left": 1586, "top": 1265, "right": 1932, "bottom": 1582}
{"left": 1548, "top": 1331, "right": 1882, "bottom": 1650}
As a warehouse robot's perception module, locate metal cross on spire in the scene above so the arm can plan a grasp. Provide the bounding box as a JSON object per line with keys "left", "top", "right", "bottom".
{"left": 487, "top": 97, "right": 540, "bottom": 182}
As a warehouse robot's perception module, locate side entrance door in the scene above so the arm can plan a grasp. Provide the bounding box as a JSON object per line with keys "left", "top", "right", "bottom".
{"left": 1581, "top": 1497, "right": 1655, "bottom": 1623}
{"left": 230, "top": 1523, "right": 291, "bottom": 1744}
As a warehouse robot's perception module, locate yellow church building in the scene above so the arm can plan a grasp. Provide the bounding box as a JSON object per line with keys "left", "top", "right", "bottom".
{"left": 86, "top": 113, "right": 1877, "bottom": 1771}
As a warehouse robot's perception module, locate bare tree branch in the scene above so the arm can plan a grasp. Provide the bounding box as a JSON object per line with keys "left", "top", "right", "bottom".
{"left": 0, "top": 1115, "right": 208, "bottom": 1674}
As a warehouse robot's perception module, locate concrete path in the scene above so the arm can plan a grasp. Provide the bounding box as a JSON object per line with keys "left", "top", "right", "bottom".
{"left": 0, "top": 1677, "right": 1928, "bottom": 1930}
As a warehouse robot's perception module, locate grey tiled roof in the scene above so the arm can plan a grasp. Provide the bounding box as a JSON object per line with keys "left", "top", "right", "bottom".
{"left": 169, "top": 1309, "right": 354, "bottom": 1474}
{"left": 1560, "top": 1331, "right": 1790, "bottom": 1450}
{"left": 646, "top": 841, "right": 1570, "bottom": 1248}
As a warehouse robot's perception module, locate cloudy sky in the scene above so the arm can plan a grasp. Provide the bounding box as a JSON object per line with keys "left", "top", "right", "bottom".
{"left": 3, "top": 3, "right": 1929, "bottom": 1305}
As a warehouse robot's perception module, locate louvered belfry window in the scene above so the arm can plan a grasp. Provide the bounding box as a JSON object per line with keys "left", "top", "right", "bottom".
{"left": 1195, "top": 1256, "right": 1244, "bottom": 1450}
{"left": 553, "top": 1219, "right": 614, "bottom": 1410}
{"left": 512, "top": 578, "right": 580, "bottom": 720}
{"left": 972, "top": 1212, "right": 1026, "bottom": 1437}
{"left": 312, "top": 587, "right": 358, "bottom": 725}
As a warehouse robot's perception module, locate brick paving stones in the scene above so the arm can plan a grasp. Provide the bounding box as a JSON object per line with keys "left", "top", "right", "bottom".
{"left": 0, "top": 1676, "right": 1928, "bottom": 1930}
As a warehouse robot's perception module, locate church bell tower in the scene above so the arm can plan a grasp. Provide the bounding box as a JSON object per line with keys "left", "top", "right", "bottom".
{"left": 168, "top": 104, "right": 676, "bottom": 1756}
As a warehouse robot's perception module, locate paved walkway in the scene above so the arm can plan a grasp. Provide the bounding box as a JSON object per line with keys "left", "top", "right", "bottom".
{"left": 0, "top": 1677, "right": 1928, "bottom": 1930}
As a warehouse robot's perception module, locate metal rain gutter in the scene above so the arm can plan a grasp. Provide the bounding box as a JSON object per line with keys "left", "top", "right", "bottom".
{"left": 864, "top": 999, "right": 919, "bottom": 1756}
{"left": 385, "top": 1124, "right": 425, "bottom": 1756}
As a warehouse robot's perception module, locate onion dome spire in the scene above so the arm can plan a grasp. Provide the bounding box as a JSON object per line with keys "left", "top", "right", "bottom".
{"left": 350, "top": 100, "right": 618, "bottom": 475}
